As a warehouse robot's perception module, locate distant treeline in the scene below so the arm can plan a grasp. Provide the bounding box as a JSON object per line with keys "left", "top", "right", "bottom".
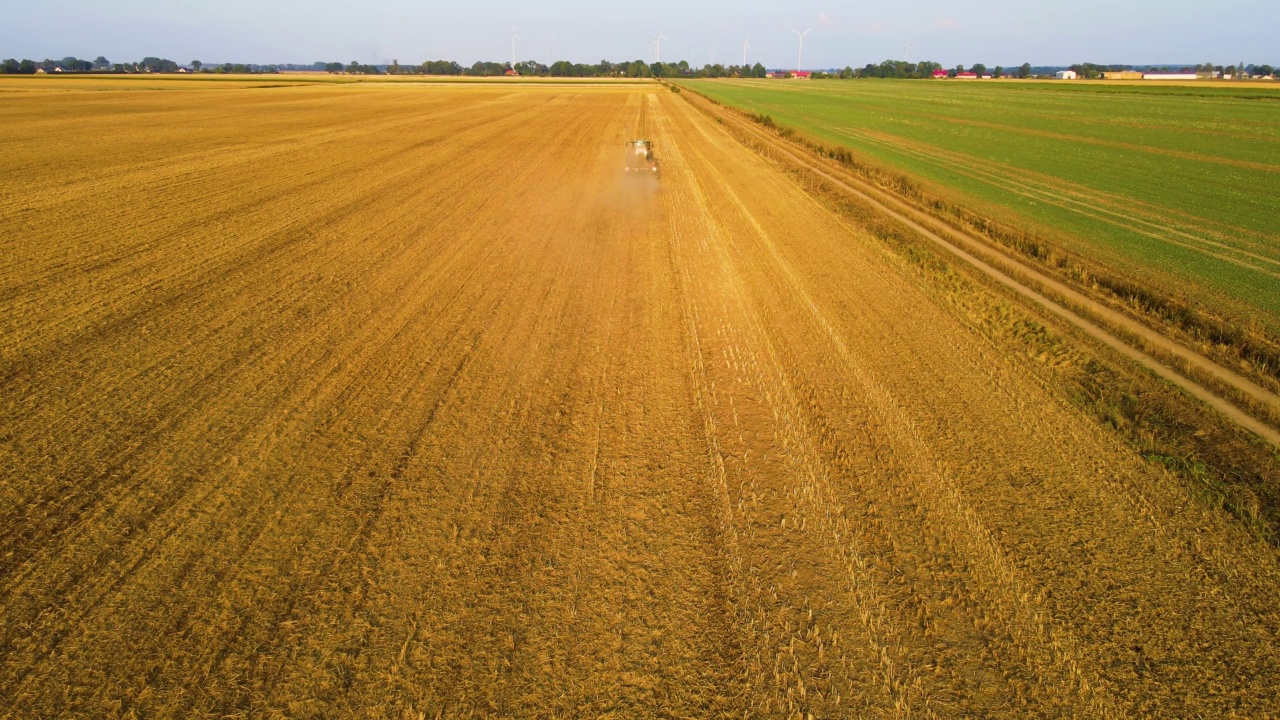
{"left": 5, "top": 55, "right": 1275, "bottom": 80}
{"left": 0, "top": 56, "right": 295, "bottom": 74}
{"left": 1067, "top": 62, "right": 1276, "bottom": 78}
{"left": 380, "top": 59, "right": 767, "bottom": 78}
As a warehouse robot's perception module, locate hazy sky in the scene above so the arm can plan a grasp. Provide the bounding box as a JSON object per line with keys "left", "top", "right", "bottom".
{"left": 2, "top": 0, "right": 1271, "bottom": 68}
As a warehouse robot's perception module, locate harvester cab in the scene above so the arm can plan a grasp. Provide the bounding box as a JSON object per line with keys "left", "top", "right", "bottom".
{"left": 624, "top": 139, "right": 660, "bottom": 179}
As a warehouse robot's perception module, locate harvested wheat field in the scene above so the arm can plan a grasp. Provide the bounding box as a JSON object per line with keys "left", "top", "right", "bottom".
{"left": 2, "top": 78, "right": 1279, "bottom": 718}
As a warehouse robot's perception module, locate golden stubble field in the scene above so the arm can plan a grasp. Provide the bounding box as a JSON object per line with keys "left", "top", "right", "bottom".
{"left": 2, "top": 77, "right": 1279, "bottom": 718}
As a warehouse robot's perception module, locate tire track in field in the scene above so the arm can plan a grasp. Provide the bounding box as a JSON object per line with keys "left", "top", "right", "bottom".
{"left": 668, "top": 85, "right": 1280, "bottom": 718}
{"left": 657, "top": 92, "right": 953, "bottom": 719}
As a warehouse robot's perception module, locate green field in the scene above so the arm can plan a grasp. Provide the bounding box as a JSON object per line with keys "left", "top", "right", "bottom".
{"left": 683, "top": 78, "right": 1280, "bottom": 326}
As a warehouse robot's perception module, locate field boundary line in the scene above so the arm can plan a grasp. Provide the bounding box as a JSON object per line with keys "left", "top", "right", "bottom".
{"left": 676, "top": 87, "right": 1280, "bottom": 447}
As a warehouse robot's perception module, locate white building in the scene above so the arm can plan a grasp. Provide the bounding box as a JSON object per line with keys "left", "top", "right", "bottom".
{"left": 1144, "top": 73, "right": 1198, "bottom": 80}
{"left": 1055, "top": 70, "right": 1077, "bottom": 80}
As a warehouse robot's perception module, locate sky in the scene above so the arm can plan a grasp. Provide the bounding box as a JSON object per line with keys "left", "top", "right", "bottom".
{"left": 1, "top": 0, "right": 1272, "bottom": 69}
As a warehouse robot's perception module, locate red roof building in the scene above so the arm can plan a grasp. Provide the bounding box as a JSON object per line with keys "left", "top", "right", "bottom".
{"left": 932, "top": 69, "right": 948, "bottom": 78}
{"left": 955, "top": 72, "right": 978, "bottom": 79}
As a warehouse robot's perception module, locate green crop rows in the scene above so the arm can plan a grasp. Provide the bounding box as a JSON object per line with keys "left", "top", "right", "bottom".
{"left": 683, "top": 78, "right": 1280, "bottom": 326}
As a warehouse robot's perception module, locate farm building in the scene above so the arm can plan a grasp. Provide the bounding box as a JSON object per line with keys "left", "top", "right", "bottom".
{"left": 955, "top": 72, "right": 978, "bottom": 79}
{"left": 1144, "top": 73, "right": 1198, "bottom": 80}
{"left": 932, "top": 69, "right": 949, "bottom": 78}
{"left": 1055, "top": 70, "right": 1078, "bottom": 80}
{"left": 791, "top": 71, "right": 812, "bottom": 79}
{"left": 1103, "top": 71, "right": 1143, "bottom": 80}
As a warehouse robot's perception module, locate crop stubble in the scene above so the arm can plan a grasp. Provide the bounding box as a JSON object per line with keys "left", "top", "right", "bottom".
{"left": 1, "top": 80, "right": 1278, "bottom": 717}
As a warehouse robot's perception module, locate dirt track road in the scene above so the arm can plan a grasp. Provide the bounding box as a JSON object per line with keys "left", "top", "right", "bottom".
{"left": 2, "top": 82, "right": 1279, "bottom": 718}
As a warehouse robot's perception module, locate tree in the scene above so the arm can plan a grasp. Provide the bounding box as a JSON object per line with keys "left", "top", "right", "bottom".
{"left": 191, "top": 60, "right": 202, "bottom": 72}
{"left": 993, "top": 66, "right": 1004, "bottom": 78}
{"left": 514, "top": 60, "right": 544, "bottom": 76}
{"left": 972, "top": 63, "right": 987, "bottom": 77}
{"left": 422, "top": 60, "right": 462, "bottom": 75}
{"left": 139, "top": 57, "right": 179, "bottom": 72}
{"left": 1018, "top": 62, "right": 1032, "bottom": 79}
{"left": 752, "top": 62, "right": 766, "bottom": 78}
{"left": 94, "top": 56, "right": 110, "bottom": 69}
{"left": 19, "top": 59, "right": 36, "bottom": 74}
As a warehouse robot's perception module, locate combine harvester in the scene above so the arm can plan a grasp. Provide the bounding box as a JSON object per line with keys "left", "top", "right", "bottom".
{"left": 624, "top": 139, "right": 661, "bottom": 179}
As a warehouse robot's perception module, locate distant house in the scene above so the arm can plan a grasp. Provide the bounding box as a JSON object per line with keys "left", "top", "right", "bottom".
{"left": 1144, "top": 73, "right": 1198, "bottom": 80}
{"left": 1103, "top": 70, "right": 1143, "bottom": 80}
{"left": 932, "top": 69, "right": 949, "bottom": 79}
{"left": 955, "top": 72, "right": 978, "bottom": 79}
{"left": 792, "top": 70, "right": 812, "bottom": 79}
{"left": 504, "top": 68, "right": 517, "bottom": 76}
{"left": 34, "top": 67, "right": 47, "bottom": 74}
{"left": 1055, "top": 70, "right": 1077, "bottom": 80}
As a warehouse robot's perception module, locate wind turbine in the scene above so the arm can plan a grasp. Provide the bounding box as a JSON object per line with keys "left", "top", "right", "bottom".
{"left": 651, "top": 32, "right": 669, "bottom": 63}
{"left": 510, "top": 28, "right": 521, "bottom": 68}
{"left": 793, "top": 29, "right": 811, "bottom": 72}
{"left": 743, "top": 36, "right": 751, "bottom": 67}
{"left": 904, "top": 41, "right": 916, "bottom": 64}
{"left": 709, "top": 43, "right": 715, "bottom": 67}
